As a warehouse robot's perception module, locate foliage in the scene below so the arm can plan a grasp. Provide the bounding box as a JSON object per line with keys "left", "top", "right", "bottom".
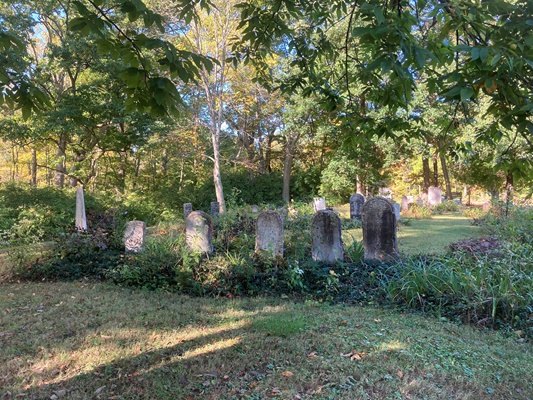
{"left": 402, "top": 203, "right": 433, "bottom": 219}
{"left": 432, "top": 201, "right": 460, "bottom": 214}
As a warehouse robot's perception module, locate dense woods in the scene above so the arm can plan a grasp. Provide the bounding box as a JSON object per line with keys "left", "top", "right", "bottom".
{"left": 1, "top": 0, "right": 532, "bottom": 212}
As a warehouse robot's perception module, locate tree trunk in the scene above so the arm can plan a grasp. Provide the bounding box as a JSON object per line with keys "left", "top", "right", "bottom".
{"left": 422, "top": 157, "right": 431, "bottom": 191}
{"left": 30, "top": 147, "right": 37, "bottom": 186}
{"left": 432, "top": 152, "right": 439, "bottom": 187}
{"left": 212, "top": 128, "right": 226, "bottom": 212}
{"left": 282, "top": 133, "right": 299, "bottom": 203}
{"left": 55, "top": 135, "right": 67, "bottom": 188}
{"left": 439, "top": 152, "right": 452, "bottom": 199}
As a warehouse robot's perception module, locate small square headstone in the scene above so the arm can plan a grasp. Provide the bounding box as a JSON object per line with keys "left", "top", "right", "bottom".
{"left": 124, "top": 221, "right": 146, "bottom": 253}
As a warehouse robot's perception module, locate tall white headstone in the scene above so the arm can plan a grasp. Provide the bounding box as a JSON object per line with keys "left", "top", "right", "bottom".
{"left": 75, "top": 187, "right": 87, "bottom": 231}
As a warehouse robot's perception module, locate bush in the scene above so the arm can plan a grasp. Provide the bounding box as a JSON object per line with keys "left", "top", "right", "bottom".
{"left": 402, "top": 203, "right": 432, "bottom": 219}
{"left": 432, "top": 200, "right": 459, "bottom": 214}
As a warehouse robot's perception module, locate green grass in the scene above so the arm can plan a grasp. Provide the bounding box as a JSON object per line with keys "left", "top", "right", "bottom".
{"left": 336, "top": 205, "right": 483, "bottom": 255}
{"left": 0, "top": 281, "right": 531, "bottom": 399}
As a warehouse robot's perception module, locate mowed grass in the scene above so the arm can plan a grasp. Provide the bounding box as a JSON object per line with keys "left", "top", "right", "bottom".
{"left": 336, "top": 205, "right": 483, "bottom": 255}
{"left": 1, "top": 281, "right": 531, "bottom": 399}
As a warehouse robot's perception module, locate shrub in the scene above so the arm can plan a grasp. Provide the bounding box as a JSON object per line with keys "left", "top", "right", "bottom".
{"left": 432, "top": 200, "right": 459, "bottom": 214}
{"left": 402, "top": 203, "right": 432, "bottom": 219}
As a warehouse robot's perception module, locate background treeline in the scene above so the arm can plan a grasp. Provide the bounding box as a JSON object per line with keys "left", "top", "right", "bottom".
{"left": 1, "top": 0, "right": 532, "bottom": 214}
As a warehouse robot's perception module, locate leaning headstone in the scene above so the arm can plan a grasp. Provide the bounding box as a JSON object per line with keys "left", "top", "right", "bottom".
{"left": 186, "top": 211, "right": 213, "bottom": 254}
{"left": 349, "top": 193, "right": 365, "bottom": 221}
{"left": 124, "top": 221, "right": 146, "bottom": 253}
{"left": 311, "top": 210, "right": 344, "bottom": 262}
{"left": 252, "top": 205, "right": 259, "bottom": 213}
{"left": 210, "top": 201, "right": 220, "bottom": 216}
{"left": 362, "top": 197, "right": 398, "bottom": 261}
{"left": 401, "top": 196, "right": 410, "bottom": 213}
{"left": 393, "top": 202, "right": 401, "bottom": 221}
{"left": 255, "top": 211, "right": 284, "bottom": 257}
{"left": 183, "top": 203, "right": 193, "bottom": 218}
{"left": 378, "top": 187, "right": 392, "bottom": 199}
{"left": 313, "top": 197, "right": 326, "bottom": 212}
{"left": 428, "top": 186, "right": 442, "bottom": 206}
{"left": 75, "top": 187, "right": 87, "bottom": 231}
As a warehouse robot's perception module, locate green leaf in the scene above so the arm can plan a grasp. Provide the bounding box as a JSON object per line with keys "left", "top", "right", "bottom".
{"left": 471, "top": 47, "right": 480, "bottom": 61}
{"left": 460, "top": 87, "right": 474, "bottom": 101}
{"left": 479, "top": 47, "right": 489, "bottom": 62}
{"left": 490, "top": 53, "right": 501, "bottom": 66}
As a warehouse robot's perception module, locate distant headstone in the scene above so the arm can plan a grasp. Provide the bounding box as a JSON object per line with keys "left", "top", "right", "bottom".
{"left": 406, "top": 195, "right": 414, "bottom": 204}
{"left": 362, "top": 197, "right": 398, "bottom": 261}
{"left": 183, "top": 203, "right": 193, "bottom": 218}
{"left": 401, "top": 196, "right": 410, "bottom": 213}
{"left": 210, "top": 201, "right": 220, "bottom": 216}
{"left": 378, "top": 187, "right": 393, "bottom": 199}
{"left": 75, "top": 187, "right": 87, "bottom": 231}
{"left": 186, "top": 211, "right": 213, "bottom": 254}
{"left": 311, "top": 210, "right": 344, "bottom": 262}
{"left": 349, "top": 193, "right": 365, "bottom": 221}
{"left": 313, "top": 197, "right": 326, "bottom": 212}
{"left": 255, "top": 211, "right": 284, "bottom": 257}
{"left": 124, "top": 221, "right": 146, "bottom": 253}
{"left": 482, "top": 202, "right": 491, "bottom": 213}
{"left": 393, "top": 202, "right": 401, "bottom": 221}
{"left": 252, "top": 205, "right": 259, "bottom": 213}
{"left": 428, "top": 186, "right": 442, "bottom": 206}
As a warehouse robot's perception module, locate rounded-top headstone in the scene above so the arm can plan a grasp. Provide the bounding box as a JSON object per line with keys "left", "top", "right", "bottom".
{"left": 349, "top": 193, "right": 365, "bottom": 220}
{"left": 362, "top": 197, "right": 398, "bottom": 261}
{"left": 313, "top": 197, "right": 326, "bottom": 212}
{"left": 124, "top": 220, "right": 146, "bottom": 253}
{"left": 183, "top": 203, "right": 193, "bottom": 218}
{"left": 255, "top": 211, "right": 284, "bottom": 257}
{"left": 428, "top": 186, "right": 442, "bottom": 206}
{"left": 311, "top": 209, "right": 344, "bottom": 262}
{"left": 186, "top": 211, "right": 213, "bottom": 254}
{"left": 401, "top": 196, "right": 410, "bottom": 213}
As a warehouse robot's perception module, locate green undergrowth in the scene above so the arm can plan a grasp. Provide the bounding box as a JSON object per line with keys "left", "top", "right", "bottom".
{"left": 2, "top": 199, "right": 533, "bottom": 338}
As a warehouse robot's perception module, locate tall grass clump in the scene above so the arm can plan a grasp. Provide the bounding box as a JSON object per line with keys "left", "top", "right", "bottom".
{"left": 432, "top": 200, "right": 460, "bottom": 214}
{"left": 403, "top": 203, "right": 432, "bottom": 219}
{"left": 386, "top": 246, "right": 533, "bottom": 336}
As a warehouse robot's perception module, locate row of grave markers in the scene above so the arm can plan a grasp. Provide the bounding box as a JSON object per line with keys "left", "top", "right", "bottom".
{"left": 76, "top": 186, "right": 446, "bottom": 262}
{"left": 124, "top": 196, "right": 399, "bottom": 262}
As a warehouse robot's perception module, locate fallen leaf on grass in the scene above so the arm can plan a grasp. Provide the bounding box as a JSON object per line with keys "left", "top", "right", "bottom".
{"left": 341, "top": 350, "right": 366, "bottom": 361}
{"left": 307, "top": 351, "right": 318, "bottom": 358}
{"left": 94, "top": 386, "right": 106, "bottom": 395}
{"left": 100, "top": 335, "right": 112, "bottom": 340}
{"left": 397, "top": 370, "right": 404, "bottom": 379}
{"left": 281, "top": 371, "right": 294, "bottom": 377}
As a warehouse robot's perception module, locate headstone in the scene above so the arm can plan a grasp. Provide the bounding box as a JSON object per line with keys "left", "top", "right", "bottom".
{"left": 362, "top": 197, "right": 398, "bottom": 261}
{"left": 255, "top": 211, "right": 284, "bottom": 257}
{"left": 406, "top": 195, "right": 414, "bottom": 204}
{"left": 75, "top": 187, "right": 87, "bottom": 231}
{"left": 210, "top": 201, "right": 220, "bottom": 216}
{"left": 252, "top": 205, "right": 259, "bottom": 213}
{"left": 183, "top": 203, "right": 193, "bottom": 218}
{"left": 124, "top": 221, "right": 146, "bottom": 253}
{"left": 378, "top": 187, "right": 392, "bottom": 199}
{"left": 311, "top": 210, "right": 344, "bottom": 262}
{"left": 428, "top": 186, "right": 442, "bottom": 206}
{"left": 393, "top": 202, "right": 401, "bottom": 221}
{"left": 482, "top": 202, "right": 491, "bottom": 212}
{"left": 401, "top": 196, "right": 410, "bottom": 213}
{"left": 313, "top": 197, "right": 326, "bottom": 212}
{"left": 186, "top": 211, "right": 213, "bottom": 254}
{"left": 349, "top": 193, "right": 365, "bottom": 221}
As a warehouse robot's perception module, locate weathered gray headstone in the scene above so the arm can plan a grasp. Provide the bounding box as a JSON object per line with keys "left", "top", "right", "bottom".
{"left": 349, "top": 193, "right": 365, "bottom": 221}
{"left": 183, "top": 203, "right": 193, "bottom": 218}
{"left": 393, "top": 202, "right": 401, "bottom": 221}
{"left": 311, "top": 210, "right": 344, "bottom": 262}
{"left": 252, "top": 205, "right": 259, "bottom": 213}
{"left": 75, "top": 187, "right": 87, "bottom": 231}
{"left": 378, "top": 187, "right": 392, "bottom": 199}
{"left": 401, "top": 196, "right": 410, "bottom": 213}
{"left": 362, "top": 197, "right": 398, "bottom": 261}
{"left": 313, "top": 197, "right": 326, "bottom": 212}
{"left": 428, "top": 186, "right": 442, "bottom": 206}
{"left": 255, "top": 211, "right": 284, "bottom": 257}
{"left": 210, "top": 201, "right": 220, "bottom": 216}
{"left": 186, "top": 211, "right": 213, "bottom": 254}
{"left": 124, "top": 221, "right": 146, "bottom": 253}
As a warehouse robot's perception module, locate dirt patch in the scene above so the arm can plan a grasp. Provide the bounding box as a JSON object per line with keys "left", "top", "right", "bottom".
{"left": 449, "top": 236, "right": 501, "bottom": 257}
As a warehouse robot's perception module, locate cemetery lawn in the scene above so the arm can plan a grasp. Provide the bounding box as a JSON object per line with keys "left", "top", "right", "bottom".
{"left": 1, "top": 281, "right": 531, "bottom": 399}
{"left": 337, "top": 207, "right": 483, "bottom": 255}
